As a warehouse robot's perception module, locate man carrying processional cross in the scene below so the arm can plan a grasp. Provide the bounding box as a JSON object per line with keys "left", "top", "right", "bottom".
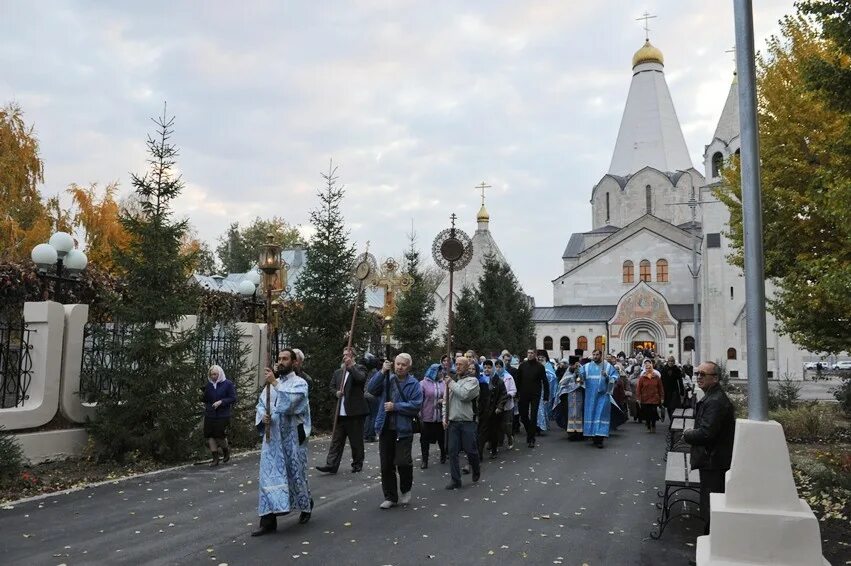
{"left": 252, "top": 348, "right": 314, "bottom": 536}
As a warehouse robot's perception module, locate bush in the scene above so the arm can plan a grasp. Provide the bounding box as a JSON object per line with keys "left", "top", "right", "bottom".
{"left": 771, "top": 403, "right": 838, "bottom": 442}
{"left": 832, "top": 376, "right": 851, "bottom": 416}
{"left": 0, "top": 426, "right": 25, "bottom": 484}
{"left": 776, "top": 376, "right": 802, "bottom": 409}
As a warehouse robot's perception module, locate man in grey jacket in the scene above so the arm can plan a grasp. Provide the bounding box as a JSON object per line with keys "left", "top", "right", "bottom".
{"left": 444, "top": 356, "right": 481, "bottom": 489}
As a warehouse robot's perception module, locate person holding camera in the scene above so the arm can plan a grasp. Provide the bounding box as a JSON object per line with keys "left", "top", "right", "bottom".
{"left": 317, "top": 347, "right": 369, "bottom": 474}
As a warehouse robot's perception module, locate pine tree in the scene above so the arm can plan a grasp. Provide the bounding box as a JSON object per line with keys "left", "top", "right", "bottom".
{"left": 284, "top": 161, "right": 365, "bottom": 430}
{"left": 475, "top": 255, "right": 535, "bottom": 355}
{"left": 392, "top": 232, "right": 437, "bottom": 373}
{"left": 452, "top": 285, "right": 484, "bottom": 353}
{"left": 89, "top": 109, "right": 201, "bottom": 463}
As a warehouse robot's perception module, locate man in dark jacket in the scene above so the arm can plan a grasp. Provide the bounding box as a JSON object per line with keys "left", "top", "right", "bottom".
{"left": 683, "top": 361, "right": 735, "bottom": 535}
{"left": 317, "top": 347, "right": 370, "bottom": 474}
{"left": 660, "top": 356, "right": 684, "bottom": 421}
{"left": 516, "top": 348, "right": 550, "bottom": 448}
{"left": 483, "top": 360, "right": 508, "bottom": 458}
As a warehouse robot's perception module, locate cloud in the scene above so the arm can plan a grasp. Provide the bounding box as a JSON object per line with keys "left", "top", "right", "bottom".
{"left": 0, "top": 0, "right": 797, "bottom": 305}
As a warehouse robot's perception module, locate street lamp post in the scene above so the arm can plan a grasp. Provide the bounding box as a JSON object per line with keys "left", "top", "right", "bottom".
{"left": 31, "top": 231, "right": 88, "bottom": 303}
{"left": 237, "top": 270, "right": 263, "bottom": 322}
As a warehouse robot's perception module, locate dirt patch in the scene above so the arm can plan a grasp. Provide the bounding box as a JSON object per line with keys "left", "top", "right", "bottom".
{"left": 0, "top": 451, "right": 251, "bottom": 504}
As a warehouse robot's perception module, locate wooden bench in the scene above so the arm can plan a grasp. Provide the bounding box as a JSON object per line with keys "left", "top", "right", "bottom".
{"left": 650, "top": 452, "right": 704, "bottom": 540}
{"left": 664, "top": 416, "right": 693, "bottom": 455}
{"left": 672, "top": 407, "right": 694, "bottom": 419}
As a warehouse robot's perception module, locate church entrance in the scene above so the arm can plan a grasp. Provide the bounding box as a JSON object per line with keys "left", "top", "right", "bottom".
{"left": 632, "top": 340, "right": 656, "bottom": 353}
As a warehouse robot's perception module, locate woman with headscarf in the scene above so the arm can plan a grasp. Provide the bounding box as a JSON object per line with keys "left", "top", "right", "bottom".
{"left": 419, "top": 359, "right": 448, "bottom": 468}
{"left": 203, "top": 365, "right": 237, "bottom": 465}
{"left": 635, "top": 359, "right": 664, "bottom": 433}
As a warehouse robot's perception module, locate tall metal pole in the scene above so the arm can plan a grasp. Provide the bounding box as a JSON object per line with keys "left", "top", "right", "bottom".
{"left": 446, "top": 266, "right": 455, "bottom": 360}
{"left": 685, "top": 181, "right": 701, "bottom": 365}
{"left": 734, "top": 0, "right": 768, "bottom": 421}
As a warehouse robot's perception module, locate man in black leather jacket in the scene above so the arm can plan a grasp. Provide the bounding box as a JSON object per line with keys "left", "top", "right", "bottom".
{"left": 683, "top": 361, "right": 736, "bottom": 535}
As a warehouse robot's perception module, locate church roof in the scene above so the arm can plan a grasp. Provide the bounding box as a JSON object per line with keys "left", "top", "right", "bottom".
{"left": 562, "top": 225, "right": 620, "bottom": 259}
{"left": 607, "top": 41, "right": 693, "bottom": 176}
{"left": 712, "top": 78, "right": 740, "bottom": 144}
{"left": 533, "top": 303, "right": 700, "bottom": 323}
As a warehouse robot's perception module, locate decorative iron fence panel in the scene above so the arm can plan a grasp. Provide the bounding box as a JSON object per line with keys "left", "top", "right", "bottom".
{"left": 270, "top": 326, "right": 290, "bottom": 363}
{"left": 80, "top": 322, "right": 135, "bottom": 402}
{"left": 195, "top": 324, "right": 250, "bottom": 386}
{"left": 0, "top": 318, "right": 34, "bottom": 408}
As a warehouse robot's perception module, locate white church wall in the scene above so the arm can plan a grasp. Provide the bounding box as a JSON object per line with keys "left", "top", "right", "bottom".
{"left": 553, "top": 230, "right": 695, "bottom": 306}
{"left": 535, "top": 322, "right": 608, "bottom": 359}
{"left": 591, "top": 168, "right": 704, "bottom": 229}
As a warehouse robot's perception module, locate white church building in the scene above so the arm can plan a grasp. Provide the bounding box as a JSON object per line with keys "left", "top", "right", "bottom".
{"left": 532, "top": 39, "right": 816, "bottom": 380}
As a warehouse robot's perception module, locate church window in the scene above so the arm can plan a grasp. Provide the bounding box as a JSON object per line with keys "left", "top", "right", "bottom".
{"left": 560, "top": 336, "right": 570, "bottom": 352}
{"left": 735, "top": 148, "right": 740, "bottom": 157}
{"left": 543, "top": 336, "right": 553, "bottom": 350}
{"left": 622, "top": 260, "right": 634, "bottom": 283}
{"left": 730, "top": 286, "right": 734, "bottom": 299}
{"left": 577, "top": 336, "right": 588, "bottom": 351}
{"left": 639, "top": 259, "right": 651, "bottom": 282}
{"left": 727, "top": 347, "right": 737, "bottom": 360}
{"left": 594, "top": 336, "right": 605, "bottom": 352}
{"left": 645, "top": 185, "right": 652, "bottom": 214}
{"left": 683, "top": 336, "right": 695, "bottom": 351}
{"left": 605, "top": 192, "right": 610, "bottom": 222}
{"left": 711, "top": 152, "right": 724, "bottom": 177}
{"left": 706, "top": 233, "right": 721, "bottom": 248}
{"left": 656, "top": 259, "right": 669, "bottom": 282}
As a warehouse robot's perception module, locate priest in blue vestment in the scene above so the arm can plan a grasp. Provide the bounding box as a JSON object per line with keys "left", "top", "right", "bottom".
{"left": 252, "top": 348, "right": 313, "bottom": 536}
{"left": 577, "top": 349, "right": 619, "bottom": 449}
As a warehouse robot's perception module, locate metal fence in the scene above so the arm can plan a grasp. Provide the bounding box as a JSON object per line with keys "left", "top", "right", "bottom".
{"left": 0, "top": 318, "right": 34, "bottom": 409}
{"left": 195, "top": 324, "right": 247, "bottom": 382}
{"left": 270, "top": 326, "right": 289, "bottom": 363}
{"left": 80, "top": 322, "right": 135, "bottom": 402}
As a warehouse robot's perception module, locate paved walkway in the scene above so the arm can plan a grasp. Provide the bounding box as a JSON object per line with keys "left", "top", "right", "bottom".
{"left": 1, "top": 420, "right": 699, "bottom": 565}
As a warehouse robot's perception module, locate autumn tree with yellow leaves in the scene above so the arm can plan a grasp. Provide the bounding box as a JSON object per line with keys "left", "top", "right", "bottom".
{"left": 717, "top": 4, "right": 851, "bottom": 353}
{"left": 0, "top": 103, "right": 51, "bottom": 260}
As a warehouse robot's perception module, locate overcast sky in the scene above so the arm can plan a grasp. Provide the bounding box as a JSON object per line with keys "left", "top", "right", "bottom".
{"left": 1, "top": 0, "right": 795, "bottom": 305}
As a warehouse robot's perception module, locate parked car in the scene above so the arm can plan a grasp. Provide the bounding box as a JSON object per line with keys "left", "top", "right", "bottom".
{"left": 833, "top": 361, "right": 851, "bottom": 370}
{"left": 804, "top": 362, "right": 821, "bottom": 370}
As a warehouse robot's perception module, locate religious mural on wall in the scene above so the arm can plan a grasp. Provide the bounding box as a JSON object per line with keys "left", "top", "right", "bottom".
{"left": 609, "top": 283, "right": 677, "bottom": 339}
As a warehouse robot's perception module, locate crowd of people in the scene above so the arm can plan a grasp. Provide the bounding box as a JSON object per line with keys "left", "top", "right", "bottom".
{"left": 201, "top": 343, "right": 733, "bottom": 537}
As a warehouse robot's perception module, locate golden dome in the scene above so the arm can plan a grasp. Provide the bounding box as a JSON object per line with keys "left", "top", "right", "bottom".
{"left": 477, "top": 204, "right": 490, "bottom": 222}
{"left": 632, "top": 39, "right": 664, "bottom": 67}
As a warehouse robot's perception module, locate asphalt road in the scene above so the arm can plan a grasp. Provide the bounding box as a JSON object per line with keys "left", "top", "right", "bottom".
{"left": 1, "top": 421, "right": 700, "bottom": 566}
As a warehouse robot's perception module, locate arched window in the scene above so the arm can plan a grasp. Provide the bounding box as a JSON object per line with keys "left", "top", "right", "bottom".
{"left": 683, "top": 336, "right": 695, "bottom": 351}
{"left": 639, "top": 259, "right": 651, "bottom": 282}
{"left": 594, "top": 336, "right": 605, "bottom": 352}
{"left": 560, "top": 336, "right": 570, "bottom": 352}
{"left": 623, "top": 260, "right": 634, "bottom": 283}
{"left": 711, "top": 152, "right": 724, "bottom": 177}
{"left": 656, "top": 259, "right": 669, "bottom": 282}
{"left": 543, "top": 336, "right": 553, "bottom": 350}
{"left": 727, "top": 347, "right": 737, "bottom": 360}
{"left": 577, "top": 336, "right": 588, "bottom": 351}
{"left": 645, "top": 185, "right": 652, "bottom": 214}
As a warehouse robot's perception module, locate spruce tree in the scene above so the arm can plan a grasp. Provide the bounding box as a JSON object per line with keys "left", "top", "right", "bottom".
{"left": 284, "top": 161, "right": 365, "bottom": 430}
{"left": 89, "top": 109, "right": 200, "bottom": 463}
{"left": 452, "top": 285, "right": 484, "bottom": 353}
{"left": 392, "top": 232, "right": 437, "bottom": 373}
{"left": 476, "top": 255, "right": 534, "bottom": 354}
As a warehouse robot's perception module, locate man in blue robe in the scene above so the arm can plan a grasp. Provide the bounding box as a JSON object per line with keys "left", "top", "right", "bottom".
{"left": 577, "top": 349, "right": 619, "bottom": 449}
{"left": 252, "top": 348, "right": 313, "bottom": 536}
{"left": 536, "top": 353, "right": 558, "bottom": 432}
